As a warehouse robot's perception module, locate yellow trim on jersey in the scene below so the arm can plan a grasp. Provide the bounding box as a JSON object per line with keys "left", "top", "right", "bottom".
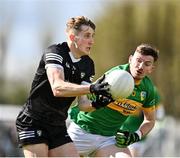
{"left": 141, "top": 105, "right": 155, "bottom": 112}
{"left": 155, "top": 104, "right": 161, "bottom": 110}
{"left": 107, "top": 98, "right": 143, "bottom": 116}
{"left": 135, "top": 79, "right": 141, "bottom": 85}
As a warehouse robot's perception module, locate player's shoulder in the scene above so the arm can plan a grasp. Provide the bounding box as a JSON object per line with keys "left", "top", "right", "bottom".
{"left": 81, "top": 55, "right": 93, "bottom": 61}
{"left": 81, "top": 55, "right": 94, "bottom": 65}
{"left": 45, "top": 42, "right": 70, "bottom": 54}
{"left": 142, "top": 76, "right": 156, "bottom": 92}
{"left": 118, "top": 63, "right": 129, "bottom": 70}
{"left": 105, "top": 64, "right": 129, "bottom": 74}
{"left": 142, "top": 76, "right": 154, "bottom": 85}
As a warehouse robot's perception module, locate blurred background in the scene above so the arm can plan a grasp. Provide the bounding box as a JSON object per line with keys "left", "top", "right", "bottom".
{"left": 0, "top": 0, "right": 180, "bottom": 156}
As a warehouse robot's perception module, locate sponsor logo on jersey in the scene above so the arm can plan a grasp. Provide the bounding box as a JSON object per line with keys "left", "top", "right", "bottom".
{"left": 107, "top": 98, "right": 143, "bottom": 116}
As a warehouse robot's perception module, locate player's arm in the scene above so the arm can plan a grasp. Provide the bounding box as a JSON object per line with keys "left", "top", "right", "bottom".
{"left": 77, "top": 79, "right": 113, "bottom": 111}
{"left": 77, "top": 95, "right": 96, "bottom": 112}
{"left": 115, "top": 107, "right": 156, "bottom": 148}
{"left": 138, "top": 86, "right": 157, "bottom": 137}
{"left": 77, "top": 94, "right": 113, "bottom": 111}
{"left": 47, "top": 67, "right": 109, "bottom": 97}
{"left": 47, "top": 67, "right": 90, "bottom": 97}
{"left": 138, "top": 106, "right": 156, "bottom": 137}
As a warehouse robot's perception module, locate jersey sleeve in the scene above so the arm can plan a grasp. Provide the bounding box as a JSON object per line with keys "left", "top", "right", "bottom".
{"left": 154, "top": 86, "right": 161, "bottom": 107}
{"left": 140, "top": 77, "right": 157, "bottom": 113}
{"left": 142, "top": 85, "right": 156, "bottom": 113}
{"left": 44, "top": 44, "right": 64, "bottom": 70}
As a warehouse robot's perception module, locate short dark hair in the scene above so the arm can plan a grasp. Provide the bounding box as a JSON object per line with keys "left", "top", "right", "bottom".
{"left": 66, "top": 16, "right": 96, "bottom": 33}
{"left": 135, "top": 43, "right": 159, "bottom": 62}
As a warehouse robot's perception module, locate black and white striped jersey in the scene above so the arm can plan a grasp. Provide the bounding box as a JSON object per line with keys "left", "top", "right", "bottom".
{"left": 24, "top": 42, "right": 95, "bottom": 125}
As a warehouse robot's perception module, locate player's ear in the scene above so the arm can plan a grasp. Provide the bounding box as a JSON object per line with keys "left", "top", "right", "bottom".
{"left": 148, "top": 65, "right": 155, "bottom": 73}
{"left": 69, "top": 34, "right": 75, "bottom": 41}
{"left": 128, "top": 55, "right": 133, "bottom": 63}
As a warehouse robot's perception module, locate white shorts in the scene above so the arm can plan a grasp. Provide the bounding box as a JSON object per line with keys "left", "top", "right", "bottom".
{"left": 128, "top": 140, "right": 146, "bottom": 156}
{"left": 67, "top": 121, "right": 116, "bottom": 157}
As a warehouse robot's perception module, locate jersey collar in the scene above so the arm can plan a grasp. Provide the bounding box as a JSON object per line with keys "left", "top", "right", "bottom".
{"left": 69, "top": 52, "right": 81, "bottom": 63}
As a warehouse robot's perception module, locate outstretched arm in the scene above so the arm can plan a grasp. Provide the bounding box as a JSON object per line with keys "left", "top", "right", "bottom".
{"left": 138, "top": 107, "right": 156, "bottom": 137}
{"left": 115, "top": 107, "right": 156, "bottom": 148}
{"left": 47, "top": 67, "right": 91, "bottom": 97}
{"left": 47, "top": 67, "right": 110, "bottom": 97}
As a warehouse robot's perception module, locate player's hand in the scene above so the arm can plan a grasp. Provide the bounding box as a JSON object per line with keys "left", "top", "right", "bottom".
{"left": 92, "top": 94, "right": 114, "bottom": 109}
{"left": 90, "top": 75, "right": 110, "bottom": 97}
{"left": 115, "top": 130, "right": 140, "bottom": 148}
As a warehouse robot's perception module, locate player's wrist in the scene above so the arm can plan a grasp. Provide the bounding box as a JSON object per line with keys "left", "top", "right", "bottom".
{"left": 89, "top": 84, "right": 95, "bottom": 93}
{"left": 135, "top": 129, "right": 142, "bottom": 140}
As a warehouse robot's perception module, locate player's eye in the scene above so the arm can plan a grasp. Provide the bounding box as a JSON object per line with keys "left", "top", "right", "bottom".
{"left": 144, "top": 62, "right": 153, "bottom": 67}
{"left": 84, "top": 34, "right": 91, "bottom": 38}
{"left": 136, "top": 59, "right": 142, "bottom": 63}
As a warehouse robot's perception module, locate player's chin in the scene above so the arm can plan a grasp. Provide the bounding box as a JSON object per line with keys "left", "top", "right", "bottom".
{"left": 134, "top": 74, "right": 144, "bottom": 80}
{"left": 84, "top": 50, "right": 91, "bottom": 55}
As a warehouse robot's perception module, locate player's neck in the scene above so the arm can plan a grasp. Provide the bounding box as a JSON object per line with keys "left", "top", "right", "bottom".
{"left": 134, "top": 79, "right": 141, "bottom": 85}
{"left": 68, "top": 42, "right": 82, "bottom": 59}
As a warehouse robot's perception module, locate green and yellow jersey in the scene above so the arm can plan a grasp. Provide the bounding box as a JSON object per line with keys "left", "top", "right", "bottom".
{"left": 69, "top": 64, "right": 157, "bottom": 136}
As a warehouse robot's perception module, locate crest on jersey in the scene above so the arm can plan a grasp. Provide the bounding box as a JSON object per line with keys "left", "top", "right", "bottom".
{"left": 37, "top": 130, "right": 42, "bottom": 137}
{"left": 140, "top": 91, "right": 146, "bottom": 101}
{"left": 81, "top": 72, "right": 85, "bottom": 79}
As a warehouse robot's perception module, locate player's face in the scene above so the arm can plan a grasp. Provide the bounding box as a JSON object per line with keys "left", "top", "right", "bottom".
{"left": 75, "top": 25, "right": 95, "bottom": 56}
{"left": 129, "top": 52, "right": 155, "bottom": 80}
